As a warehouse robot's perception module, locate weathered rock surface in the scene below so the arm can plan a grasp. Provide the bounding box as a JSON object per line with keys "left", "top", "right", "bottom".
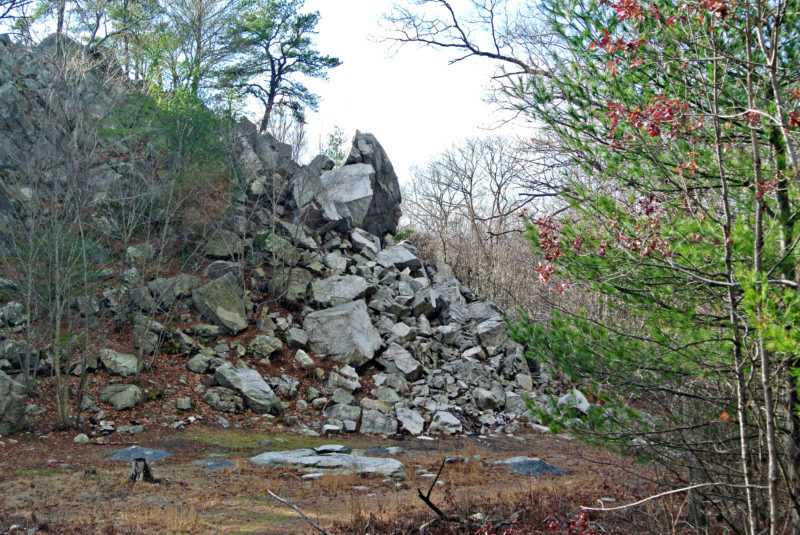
{"left": 249, "top": 448, "right": 407, "bottom": 479}
{"left": 203, "top": 387, "right": 245, "bottom": 413}
{"left": 214, "top": 364, "right": 282, "bottom": 415}
{"left": 311, "top": 275, "right": 371, "bottom": 307}
{"left": 99, "top": 349, "right": 141, "bottom": 378}
{"left": 304, "top": 300, "right": 381, "bottom": 367}
{"left": 99, "top": 384, "right": 142, "bottom": 410}
{"left": 0, "top": 370, "right": 27, "bottom": 434}
{"left": 495, "top": 456, "right": 568, "bottom": 476}
{"left": 192, "top": 272, "right": 248, "bottom": 334}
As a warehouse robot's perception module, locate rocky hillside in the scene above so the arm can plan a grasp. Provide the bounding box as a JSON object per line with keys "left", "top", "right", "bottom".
{"left": 0, "top": 35, "right": 546, "bottom": 439}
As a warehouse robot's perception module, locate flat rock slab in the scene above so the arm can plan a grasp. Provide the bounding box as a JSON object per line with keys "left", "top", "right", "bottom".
{"left": 494, "top": 456, "right": 568, "bottom": 476}
{"left": 195, "top": 459, "right": 236, "bottom": 471}
{"left": 249, "top": 448, "right": 408, "bottom": 480}
{"left": 109, "top": 446, "right": 172, "bottom": 462}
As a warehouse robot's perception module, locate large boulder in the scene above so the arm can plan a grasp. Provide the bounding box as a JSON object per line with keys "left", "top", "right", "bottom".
{"left": 360, "top": 409, "right": 397, "bottom": 435}
{"left": 214, "top": 363, "right": 282, "bottom": 415}
{"left": 99, "top": 384, "right": 142, "bottom": 410}
{"left": 249, "top": 448, "right": 408, "bottom": 479}
{"left": 343, "top": 131, "right": 402, "bottom": 236}
{"left": 203, "top": 387, "right": 245, "bottom": 413}
{"left": 376, "top": 245, "right": 423, "bottom": 271}
{"left": 191, "top": 272, "right": 249, "bottom": 334}
{"left": 294, "top": 132, "right": 401, "bottom": 236}
{"left": 303, "top": 300, "right": 381, "bottom": 367}
{"left": 0, "top": 339, "right": 39, "bottom": 371}
{"left": 0, "top": 370, "right": 27, "bottom": 434}
{"left": 311, "top": 275, "right": 371, "bottom": 308}
{"left": 99, "top": 349, "right": 141, "bottom": 377}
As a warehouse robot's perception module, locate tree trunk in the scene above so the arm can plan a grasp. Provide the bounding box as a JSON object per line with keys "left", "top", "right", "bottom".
{"left": 130, "top": 458, "right": 157, "bottom": 483}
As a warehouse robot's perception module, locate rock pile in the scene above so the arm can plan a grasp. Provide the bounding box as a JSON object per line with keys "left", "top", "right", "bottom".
{"left": 168, "top": 126, "right": 541, "bottom": 436}
{"left": 0, "top": 35, "right": 543, "bottom": 436}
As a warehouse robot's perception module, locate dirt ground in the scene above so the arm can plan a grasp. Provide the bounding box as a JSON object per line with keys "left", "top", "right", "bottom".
{"left": 0, "top": 422, "right": 677, "bottom": 535}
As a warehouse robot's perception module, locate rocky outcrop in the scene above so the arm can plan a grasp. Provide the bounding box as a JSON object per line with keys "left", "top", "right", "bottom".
{"left": 249, "top": 447, "right": 408, "bottom": 479}
{"left": 292, "top": 132, "right": 401, "bottom": 237}
{"left": 0, "top": 370, "right": 27, "bottom": 434}
{"left": 0, "top": 36, "right": 547, "bottom": 437}
{"left": 191, "top": 273, "right": 249, "bottom": 334}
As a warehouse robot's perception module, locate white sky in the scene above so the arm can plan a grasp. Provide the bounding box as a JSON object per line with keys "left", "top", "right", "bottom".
{"left": 300, "top": 0, "right": 520, "bottom": 181}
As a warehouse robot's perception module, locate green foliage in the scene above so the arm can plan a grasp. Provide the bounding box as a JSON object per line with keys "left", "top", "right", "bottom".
{"left": 220, "top": 0, "right": 341, "bottom": 130}
{"left": 320, "top": 125, "right": 347, "bottom": 165}
{"left": 394, "top": 226, "right": 415, "bottom": 242}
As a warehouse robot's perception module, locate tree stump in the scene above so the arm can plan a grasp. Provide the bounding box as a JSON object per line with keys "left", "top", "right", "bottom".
{"left": 130, "top": 457, "right": 157, "bottom": 483}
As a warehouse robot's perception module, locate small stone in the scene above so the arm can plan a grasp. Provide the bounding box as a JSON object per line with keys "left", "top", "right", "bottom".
{"left": 176, "top": 397, "right": 192, "bottom": 411}
{"left": 322, "top": 424, "right": 341, "bottom": 435}
{"left": 74, "top": 433, "right": 89, "bottom": 444}
{"left": 294, "top": 350, "right": 315, "bottom": 370}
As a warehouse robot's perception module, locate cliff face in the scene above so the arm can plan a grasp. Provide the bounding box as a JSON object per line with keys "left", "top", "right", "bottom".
{"left": 0, "top": 36, "right": 543, "bottom": 438}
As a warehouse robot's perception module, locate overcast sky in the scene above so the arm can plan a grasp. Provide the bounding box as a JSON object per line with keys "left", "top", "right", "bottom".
{"left": 300, "top": 0, "right": 521, "bottom": 182}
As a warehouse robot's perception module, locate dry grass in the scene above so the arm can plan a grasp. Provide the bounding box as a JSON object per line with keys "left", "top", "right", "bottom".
{"left": 0, "top": 428, "right": 669, "bottom": 535}
{"left": 317, "top": 472, "right": 361, "bottom": 493}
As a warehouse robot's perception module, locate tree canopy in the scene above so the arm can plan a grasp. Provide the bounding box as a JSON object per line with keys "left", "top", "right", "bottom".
{"left": 389, "top": 0, "right": 800, "bottom": 531}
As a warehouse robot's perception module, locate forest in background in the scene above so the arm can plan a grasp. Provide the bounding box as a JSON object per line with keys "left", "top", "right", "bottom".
{"left": 1, "top": 0, "right": 800, "bottom": 533}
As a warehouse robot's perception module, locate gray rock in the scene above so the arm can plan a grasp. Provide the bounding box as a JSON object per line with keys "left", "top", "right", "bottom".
{"left": 0, "top": 339, "right": 39, "bottom": 371}
{"left": 249, "top": 448, "right": 407, "bottom": 479}
{"left": 74, "top": 433, "right": 89, "bottom": 443}
{"left": 176, "top": 397, "right": 192, "bottom": 410}
{"left": 285, "top": 328, "right": 308, "bottom": 349}
{"left": 0, "top": 370, "right": 27, "bottom": 434}
{"left": 557, "top": 389, "right": 591, "bottom": 414}
{"left": 314, "top": 444, "right": 351, "bottom": 454}
{"left": 109, "top": 446, "right": 172, "bottom": 462}
{"left": 294, "top": 349, "right": 314, "bottom": 370}
{"left": 203, "top": 387, "right": 245, "bottom": 413}
{"left": 249, "top": 335, "right": 283, "bottom": 359}
{"left": 117, "top": 424, "right": 145, "bottom": 435}
{"left": 494, "top": 456, "right": 568, "bottom": 476}
{"left": 476, "top": 320, "right": 508, "bottom": 348}
{"left": 342, "top": 131, "right": 402, "bottom": 237}
{"left": 396, "top": 407, "right": 425, "bottom": 435}
{"left": 204, "top": 230, "right": 244, "bottom": 259}
{"left": 192, "top": 272, "right": 248, "bottom": 334}
{"left": 360, "top": 409, "right": 397, "bottom": 435}
{"left": 311, "top": 275, "right": 371, "bottom": 307}
{"left": 428, "top": 411, "right": 462, "bottom": 434}
{"left": 99, "top": 349, "right": 141, "bottom": 377}
{"left": 304, "top": 300, "right": 381, "bottom": 367}
{"left": 376, "top": 245, "right": 422, "bottom": 271}
{"left": 214, "top": 363, "right": 282, "bottom": 415}
{"left": 350, "top": 228, "right": 381, "bottom": 259}
{"left": 323, "top": 403, "right": 362, "bottom": 422}
{"left": 0, "top": 301, "right": 25, "bottom": 326}
{"left": 269, "top": 267, "right": 313, "bottom": 304}
{"left": 376, "top": 343, "right": 422, "bottom": 380}
{"left": 126, "top": 243, "right": 155, "bottom": 265}
{"left": 99, "top": 384, "right": 142, "bottom": 410}
{"left": 186, "top": 353, "right": 214, "bottom": 374}
{"left": 203, "top": 260, "right": 238, "bottom": 279}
